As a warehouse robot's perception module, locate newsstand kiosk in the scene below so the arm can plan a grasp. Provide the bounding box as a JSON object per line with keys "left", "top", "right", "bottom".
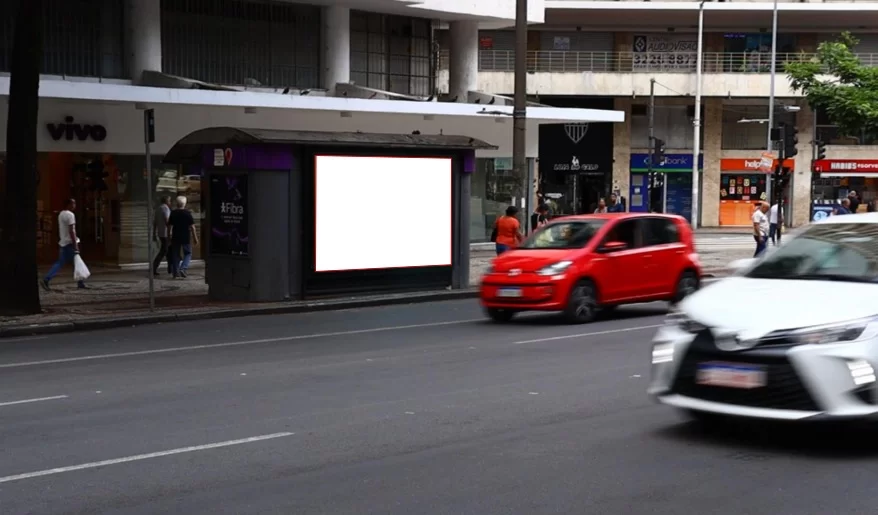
{"left": 163, "top": 127, "right": 494, "bottom": 302}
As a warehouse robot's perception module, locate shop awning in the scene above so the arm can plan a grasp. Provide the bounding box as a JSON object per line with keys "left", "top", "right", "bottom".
{"left": 163, "top": 127, "right": 498, "bottom": 164}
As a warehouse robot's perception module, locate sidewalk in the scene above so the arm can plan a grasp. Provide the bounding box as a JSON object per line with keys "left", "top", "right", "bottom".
{"left": 1, "top": 247, "right": 751, "bottom": 338}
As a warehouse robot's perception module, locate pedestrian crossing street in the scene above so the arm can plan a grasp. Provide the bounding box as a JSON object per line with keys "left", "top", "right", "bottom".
{"left": 694, "top": 235, "right": 755, "bottom": 252}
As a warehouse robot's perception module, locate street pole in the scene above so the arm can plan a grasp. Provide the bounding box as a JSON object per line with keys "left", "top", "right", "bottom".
{"left": 765, "top": 0, "right": 779, "bottom": 205}
{"left": 143, "top": 109, "right": 155, "bottom": 311}
{"left": 512, "top": 0, "right": 527, "bottom": 225}
{"left": 647, "top": 78, "right": 655, "bottom": 212}
{"left": 691, "top": 0, "right": 706, "bottom": 229}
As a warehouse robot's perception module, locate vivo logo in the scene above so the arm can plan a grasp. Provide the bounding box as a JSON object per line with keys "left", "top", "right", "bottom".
{"left": 220, "top": 202, "right": 244, "bottom": 215}
{"left": 46, "top": 116, "right": 107, "bottom": 142}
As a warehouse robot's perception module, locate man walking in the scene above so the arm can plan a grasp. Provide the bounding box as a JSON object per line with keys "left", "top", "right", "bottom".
{"left": 607, "top": 193, "right": 625, "bottom": 213}
{"left": 168, "top": 196, "right": 198, "bottom": 278}
{"left": 769, "top": 200, "right": 784, "bottom": 246}
{"left": 752, "top": 201, "right": 770, "bottom": 257}
{"left": 40, "top": 198, "right": 87, "bottom": 290}
{"left": 152, "top": 196, "right": 171, "bottom": 277}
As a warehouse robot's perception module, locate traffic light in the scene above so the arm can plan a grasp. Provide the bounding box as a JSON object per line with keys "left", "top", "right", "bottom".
{"left": 86, "top": 160, "right": 108, "bottom": 192}
{"left": 654, "top": 138, "right": 666, "bottom": 166}
{"left": 783, "top": 124, "right": 799, "bottom": 159}
{"left": 816, "top": 139, "right": 827, "bottom": 160}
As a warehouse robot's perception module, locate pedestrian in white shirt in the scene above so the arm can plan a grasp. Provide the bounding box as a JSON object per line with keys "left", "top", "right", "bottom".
{"left": 40, "top": 198, "right": 88, "bottom": 290}
{"left": 752, "top": 201, "right": 770, "bottom": 257}
{"left": 769, "top": 201, "right": 784, "bottom": 246}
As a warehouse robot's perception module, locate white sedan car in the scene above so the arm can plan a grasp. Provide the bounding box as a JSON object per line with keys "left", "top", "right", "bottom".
{"left": 649, "top": 213, "right": 878, "bottom": 422}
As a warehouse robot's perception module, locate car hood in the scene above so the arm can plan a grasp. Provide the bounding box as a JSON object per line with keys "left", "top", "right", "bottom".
{"left": 680, "top": 276, "right": 878, "bottom": 339}
{"left": 492, "top": 249, "right": 576, "bottom": 273}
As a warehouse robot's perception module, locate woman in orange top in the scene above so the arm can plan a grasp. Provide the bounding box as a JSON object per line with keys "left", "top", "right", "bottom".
{"left": 494, "top": 206, "right": 523, "bottom": 255}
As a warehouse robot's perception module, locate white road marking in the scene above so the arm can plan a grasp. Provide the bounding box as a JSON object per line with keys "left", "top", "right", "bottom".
{"left": 0, "top": 319, "right": 483, "bottom": 369}
{"left": 0, "top": 336, "right": 49, "bottom": 343}
{"left": 528, "top": 392, "right": 539, "bottom": 395}
{"left": 0, "top": 395, "right": 68, "bottom": 408}
{"left": 513, "top": 324, "right": 664, "bottom": 345}
{"left": 0, "top": 432, "right": 294, "bottom": 485}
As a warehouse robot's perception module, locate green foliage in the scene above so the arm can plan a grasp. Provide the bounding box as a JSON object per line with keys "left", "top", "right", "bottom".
{"left": 786, "top": 32, "right": 878, "bottom": 136}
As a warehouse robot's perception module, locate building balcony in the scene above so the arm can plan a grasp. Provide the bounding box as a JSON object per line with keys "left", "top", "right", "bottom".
{"left": 438, "top": 50, "right": 878, "bottom": 97}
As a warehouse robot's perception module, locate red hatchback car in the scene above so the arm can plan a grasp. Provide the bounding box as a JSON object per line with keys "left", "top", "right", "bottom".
{"left": 480, "top": 213, "right": 702, "bottom": 323}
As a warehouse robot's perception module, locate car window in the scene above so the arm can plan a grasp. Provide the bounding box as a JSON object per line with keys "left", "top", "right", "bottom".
{"left": 746, "top": 223, "right": 878, "bottom": 282}
{"left": 643, "top": 218, "right": 680, "bottom": 246}
{"left": 519, "top": 220, "right": 607, "bottom": 250}
{"left": 601, "top": 219, "right": 640, "bottom": 249}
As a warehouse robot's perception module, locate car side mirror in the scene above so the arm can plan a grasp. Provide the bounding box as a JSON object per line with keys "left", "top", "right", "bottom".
{"left": 728, "top": 258, "right": 756, "bottom": 271}
{"left": 598, "top": 241, "right": 628, "bottom": 253}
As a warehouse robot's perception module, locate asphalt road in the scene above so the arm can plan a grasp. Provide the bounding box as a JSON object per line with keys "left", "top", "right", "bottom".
{"left": 1, "top": 298, "right": 877, "bottom": 514}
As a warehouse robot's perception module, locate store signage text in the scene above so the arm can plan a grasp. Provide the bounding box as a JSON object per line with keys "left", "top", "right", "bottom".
{"left": 630, "top": 153, "right": 702, "bottom": 172}
{"left": 46, "top": 116, "right": 107, "bottom": 142}
{"left": 720, "top": 158, "right": 794, "bottom": 172}
{"left": 812, "top": 160, "right": 878, "bottom": 173}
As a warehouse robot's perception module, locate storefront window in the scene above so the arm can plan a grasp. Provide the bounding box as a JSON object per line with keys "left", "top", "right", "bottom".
{"left": 114, "top": 155, "right": 203, "bottom": 264}
{"left": 14, "top": 152, "right": 202, "bottom": 267}
{"left": 719, "top": 173, "right": 767, "bottom": 226}
{"left": 470, "top": 157, "right": 526, "bottom": 242}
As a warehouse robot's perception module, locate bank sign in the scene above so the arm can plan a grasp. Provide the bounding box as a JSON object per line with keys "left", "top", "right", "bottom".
{"left": 630, "top": 153, "right": 703, "bottom": 173}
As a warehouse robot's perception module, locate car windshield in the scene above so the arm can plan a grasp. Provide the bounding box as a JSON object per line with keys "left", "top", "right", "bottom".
{"left": 746, "top": 223, "right": 878, "bottom": 283}
{"left": 518, "top": 220, "right": 606, "bottom": 250}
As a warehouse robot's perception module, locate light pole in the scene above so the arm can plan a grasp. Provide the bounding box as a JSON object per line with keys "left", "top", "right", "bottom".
{"left": 512, "top": 0, "right": 527, "bottom": 221}
{"left": 691, "top": 0, "right": 707, "bottom": 229}
{"left": 765, "top": 0, "right": 780, "bottom": 204}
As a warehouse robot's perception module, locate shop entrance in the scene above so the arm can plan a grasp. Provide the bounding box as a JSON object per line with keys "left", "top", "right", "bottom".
{"left": 578, "top": 173, "right": 609, "bottom": 214}
{"left": 36, "top": 153, "right": 117, "bottom": 266}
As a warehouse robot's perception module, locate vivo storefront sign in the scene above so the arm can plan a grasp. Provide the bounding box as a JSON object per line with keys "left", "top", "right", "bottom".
{"left": 630, "top": 153, "right": 703, "bottom": 173}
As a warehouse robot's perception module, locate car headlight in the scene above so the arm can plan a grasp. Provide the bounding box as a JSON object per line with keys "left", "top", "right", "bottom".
{"left": 784, "top": 317, "right": 873, "bottom": 345}
{"left": 536, "top": 261, "right": 573, "bottom": 276}
{"left": 665, "top": 307, "right": 706, "bottom": 334}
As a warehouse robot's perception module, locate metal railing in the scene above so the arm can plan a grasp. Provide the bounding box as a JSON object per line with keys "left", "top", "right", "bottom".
{"left": 438, "top": 50, "right": 878, "bottom": 73}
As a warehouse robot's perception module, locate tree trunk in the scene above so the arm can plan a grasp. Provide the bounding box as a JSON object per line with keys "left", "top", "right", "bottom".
{"left": 0, "top": 0, "right": 43, "bottom": 316}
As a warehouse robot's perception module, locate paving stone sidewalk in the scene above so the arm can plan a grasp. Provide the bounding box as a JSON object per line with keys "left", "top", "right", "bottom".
{"left": 0, "top": 248, "right": 752, "bottom": 336}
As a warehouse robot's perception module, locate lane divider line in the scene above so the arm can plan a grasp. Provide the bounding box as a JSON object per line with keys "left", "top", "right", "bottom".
{"left": 0, "top": 319, "right": 484, "bottom": 369}
{"left": 0, "top": 395, "right": 69, "bottom": 408}
{"left": 513, "top": 324, "right": 664, "bottom": 345}
{"left": 0, "top": 432, "right": 294, "bottom": 485}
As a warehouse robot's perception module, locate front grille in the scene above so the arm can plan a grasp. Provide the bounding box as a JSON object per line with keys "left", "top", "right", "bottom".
{"left": 671, "top": 330, "right": 820, "bottom": 411}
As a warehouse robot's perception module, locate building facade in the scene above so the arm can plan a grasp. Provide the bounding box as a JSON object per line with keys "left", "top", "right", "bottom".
{"left": 437, "top": 0, "right": 878, "bottom": 227}
{"left": 0, "top": 0, "right": 626, "bottom": 264}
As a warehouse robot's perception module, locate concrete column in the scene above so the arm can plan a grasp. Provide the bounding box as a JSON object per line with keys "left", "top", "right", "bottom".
{"left": 125, "top": 0, "right": 162, "bottom": 83}
{"left": 323, "top": 5, "right": 350, "bottom": 92}
{"left": 701, "top": 99, "right": 724, "bottom": 227}
{"left": 448, "top": 21, "right": 479, "bottom": 102}
{"left": 791, "top": 105, "right": 815, "bottom": 227}
{"left": 612, "top": 97, "right": 632, "bottom": 205}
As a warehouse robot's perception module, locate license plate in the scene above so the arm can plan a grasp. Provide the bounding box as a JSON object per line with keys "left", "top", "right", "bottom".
{"left": 696, "top": 362, "right": 766, "bottom": 389}
{"left": 496, "top": 288, "right": 522, "bottom": 298}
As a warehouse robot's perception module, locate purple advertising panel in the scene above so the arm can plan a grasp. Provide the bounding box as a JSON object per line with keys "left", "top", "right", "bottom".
{"left": 210, "top": 174, "right": 249, "bottom": 256}
{"left": 203, "top": 145, "right": 293, "bottom": 171}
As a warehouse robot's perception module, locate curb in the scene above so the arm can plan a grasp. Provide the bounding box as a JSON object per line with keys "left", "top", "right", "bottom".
{"left": 0, "top": 289, "right": 481, "bottom": 339}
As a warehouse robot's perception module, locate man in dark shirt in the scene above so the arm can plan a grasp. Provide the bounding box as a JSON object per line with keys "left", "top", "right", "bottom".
{"left": 607, "top": 193, "right": 625, "bottom": 213}
{"left": 530, "top": 204, "right": 549, "bottom": 232}
{"left": 167, "top": 196, "right": 198, "bottom": 278}
{"left": 848, "top": 190, "right": 861, "bottom": 213}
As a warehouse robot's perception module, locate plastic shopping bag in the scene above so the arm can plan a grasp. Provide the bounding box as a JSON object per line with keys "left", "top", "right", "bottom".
{"left": 73, "top": 254, "right": 91, "bottom": 282}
